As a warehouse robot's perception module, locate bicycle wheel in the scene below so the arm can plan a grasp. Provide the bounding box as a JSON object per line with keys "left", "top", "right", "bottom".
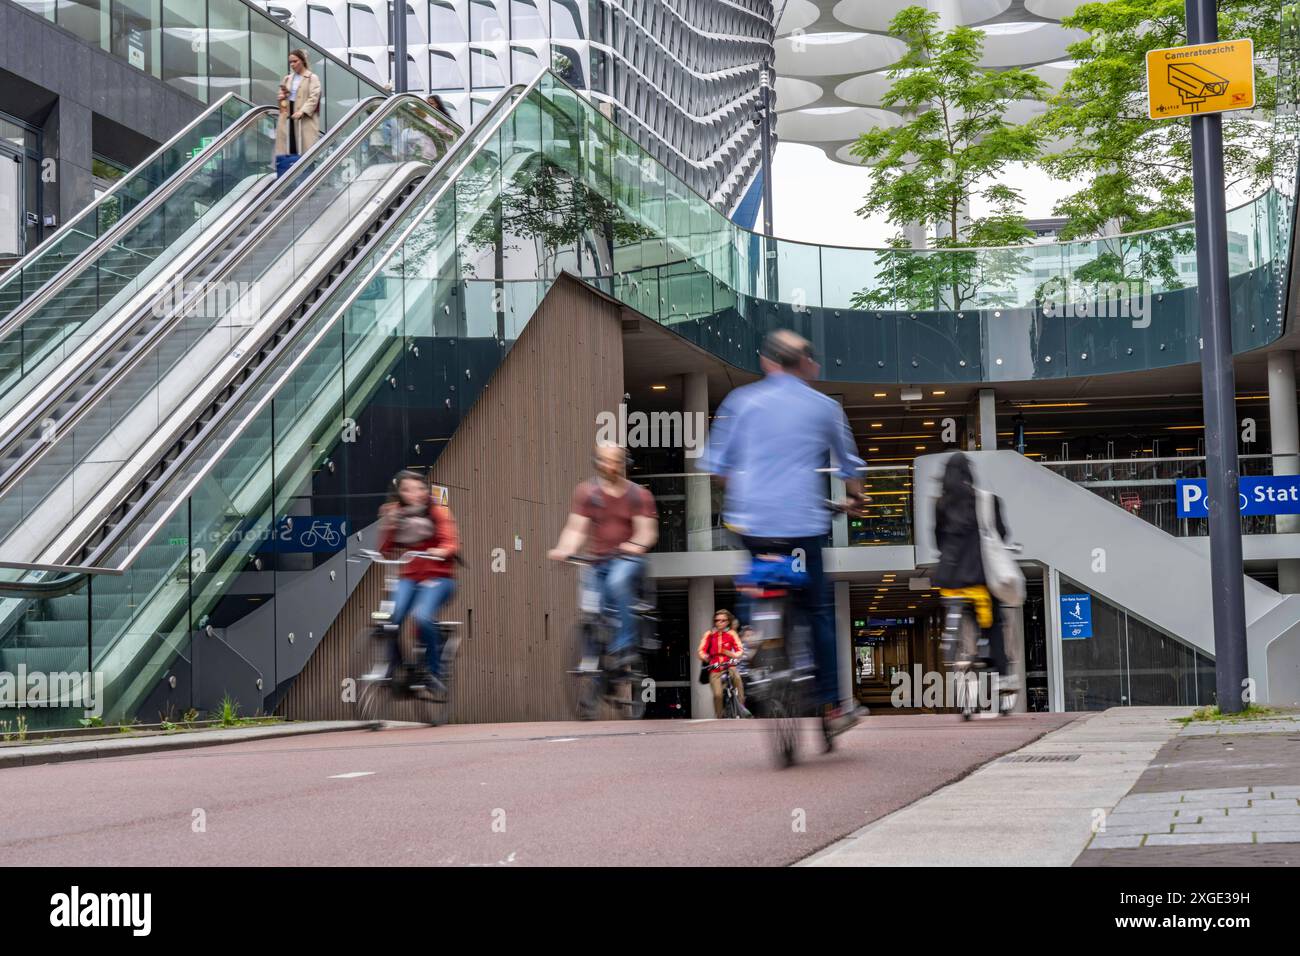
{"left": 956, "top": 668, "right": 978, "bottom": 720}
{"left": 431, "top": 626, "right": 461, "bottom": 726}
{"left": 358, "top": 677, "right": 388, "bottom": 726}
{"left": 723, "top": 672, "right": 740, "bottom": 719}
{"left": 352, "top": 627, "right": 387, "bottom": 728}
{"left": 616, "top": 656, "right": 648, "bottom": 720}
{"left": 766, "top": 674, "right": 800, "bottom": 767}
{"left": 568, "top": 620, "right": 600, "bottom": 720}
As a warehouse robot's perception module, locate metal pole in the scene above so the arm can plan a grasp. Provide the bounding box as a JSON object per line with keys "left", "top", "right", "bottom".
{"left": 1187, "top": 0, "right": 1249, "bottom": 713}
{"left": 758, "top": 62, "right": 778, "bottom": 299}
{"left": 759, "top": 63, "right": 775, "bottom": 238}
{"left": 391, "top": 0, "right": 408, "bottom": 94}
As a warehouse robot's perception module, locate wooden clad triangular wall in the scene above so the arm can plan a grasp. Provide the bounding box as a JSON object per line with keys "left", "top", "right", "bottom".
{"left": 278, "top": 276, "right": 626, "bottom": 723}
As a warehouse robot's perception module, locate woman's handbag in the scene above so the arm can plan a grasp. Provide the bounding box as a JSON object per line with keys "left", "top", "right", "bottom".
{"left": 976, "top": 489, "right": 1026, "bottom": 607}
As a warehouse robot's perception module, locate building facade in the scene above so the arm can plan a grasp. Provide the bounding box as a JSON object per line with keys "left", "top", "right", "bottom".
{"left": 253, "top": 0, "right": 776, "bottom": 211}
{"left": 0, "top": 0, "right": 384, "bottom": 259}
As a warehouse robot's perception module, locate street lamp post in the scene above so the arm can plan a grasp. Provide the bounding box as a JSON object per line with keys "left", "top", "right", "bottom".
{"left": 1186, "top": 0, "right": 1249, "bottom": 713}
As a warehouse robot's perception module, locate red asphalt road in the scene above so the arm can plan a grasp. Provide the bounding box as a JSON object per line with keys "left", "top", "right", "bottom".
{"left": 0, "top": 714, "right": 1073, "bottom": 866}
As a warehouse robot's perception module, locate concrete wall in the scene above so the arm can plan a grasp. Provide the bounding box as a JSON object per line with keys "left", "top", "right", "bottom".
{"left": 279, "top": 276, "right": 628, "bottom": 722}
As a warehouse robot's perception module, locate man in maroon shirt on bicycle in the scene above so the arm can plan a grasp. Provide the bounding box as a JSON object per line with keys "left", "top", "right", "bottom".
{"left": 549, "top": 444, "right": 658, "bottom": 666}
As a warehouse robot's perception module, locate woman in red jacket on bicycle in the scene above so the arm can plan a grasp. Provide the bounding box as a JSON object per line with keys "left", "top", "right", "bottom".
{"left": 377, "top": 470, "right": 460, "bottom": 690}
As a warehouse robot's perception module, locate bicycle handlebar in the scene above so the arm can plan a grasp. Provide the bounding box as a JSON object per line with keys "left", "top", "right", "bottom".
{"left": 357, "top": 548, "right": 446, "bottom": 565}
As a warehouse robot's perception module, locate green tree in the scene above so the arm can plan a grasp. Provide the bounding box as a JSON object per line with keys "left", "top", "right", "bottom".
{"left": 849, "top": 5, "right": 1048, "bottom": 311}
{"left": 1037, "top": 0, "right": 1281, "bottom": 288}
{"left": 462, "top": 153, "right": 653, "bottom": 278}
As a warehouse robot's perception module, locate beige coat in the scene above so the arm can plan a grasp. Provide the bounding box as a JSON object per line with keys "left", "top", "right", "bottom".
{"left": 274, "top": 69, "right": 322, "bottom": 155}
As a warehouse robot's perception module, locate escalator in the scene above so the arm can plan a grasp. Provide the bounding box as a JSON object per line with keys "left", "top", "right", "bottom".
{"left": 0, "top": 94, "right": 253, "bottom": 328}
{"left": 0, "top": 94, "right": 462, "bottom": 721}
{"left": 1, "top": 65, "right": 1298, "bottom": 728}
{"left": 0, "top": 96, "right": 287, "bottom": 425}
{"left": 0, "top": 93, "right": 458, "bottom": 566}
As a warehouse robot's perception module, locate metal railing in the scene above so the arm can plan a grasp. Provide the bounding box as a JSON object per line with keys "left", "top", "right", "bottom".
{"left": 1042, "top": 453, "right": 1300, "bottom": 537}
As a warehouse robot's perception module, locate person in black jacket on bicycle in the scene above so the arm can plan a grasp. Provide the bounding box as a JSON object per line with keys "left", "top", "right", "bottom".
{"left": 933, "top": 452, "right": 1011, "bottom": 679}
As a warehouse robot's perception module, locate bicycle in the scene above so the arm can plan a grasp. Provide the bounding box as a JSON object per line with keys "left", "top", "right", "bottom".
{"left": 708, "top": 661, "right": 744, "bottom": 719}
{"left": 563, "top": 555, "right": 656, "bottom": 721}
{"left": 939, "top": 596, "right": 1016, "bottom": 720}
{"left": 736, "top": 501, "right": 856, "bottom": 766}
{"left": 734, "top": 548, "right": 823, "bottom": 766}
{"left": 352, "top": 548, "right": 463, "bottom": 728}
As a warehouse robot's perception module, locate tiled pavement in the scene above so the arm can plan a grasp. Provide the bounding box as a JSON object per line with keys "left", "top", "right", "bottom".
{"left": 802, "top": 707, "right": 1300, "bottom": 867}
{"left": 1075, "top": 714, "right": 1300, "bottom": 866}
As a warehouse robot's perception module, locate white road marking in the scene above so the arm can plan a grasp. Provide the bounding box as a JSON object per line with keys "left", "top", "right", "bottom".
{"left": 547, "top": 737, "right": 578, "bottom": 743}
{"left": 329, "top": 772, "right": 376, "bottom": 779}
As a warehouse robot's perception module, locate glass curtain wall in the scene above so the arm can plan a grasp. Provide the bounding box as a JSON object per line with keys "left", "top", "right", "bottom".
{"left": 10, "top": 0, "right": 385, "bottom": 120}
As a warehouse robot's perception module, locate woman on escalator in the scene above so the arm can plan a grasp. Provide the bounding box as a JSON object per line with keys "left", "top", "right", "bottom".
{"left": 275, "top": 49, "right": 322, "bottom": 166}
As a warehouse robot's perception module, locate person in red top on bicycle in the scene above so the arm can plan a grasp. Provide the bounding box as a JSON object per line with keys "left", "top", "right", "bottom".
{"left": 697, "top": 610, "right": 752, "bottom": 718}
{"left": 377, "top": 469, "right": 459, "bottom": 693}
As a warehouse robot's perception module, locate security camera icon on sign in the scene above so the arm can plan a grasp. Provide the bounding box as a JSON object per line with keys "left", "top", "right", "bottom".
{"left": 1168, "top": 61, "right": 1229, "bottom": 112}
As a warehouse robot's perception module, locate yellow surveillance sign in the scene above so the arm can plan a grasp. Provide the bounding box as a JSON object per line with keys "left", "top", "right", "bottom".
{"left": 1146, "top": 39, "right": 1255, "bottom": 119}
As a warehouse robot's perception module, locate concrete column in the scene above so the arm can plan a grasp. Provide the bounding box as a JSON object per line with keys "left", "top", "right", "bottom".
{"left": 688, "top": 577, "right": 715, "bottom": 718}
{"left": 1045, "top": 567, "right": 1065, "bottom": 713}
{"left": 830, "top": 393, "right": 848, "bottom": 547}
{"left": 1268, "top": 351, "right": 1300, "bottom": 592}
{"left": 977, "top": 387, "right": 993, "bottom": 450}
{"left": 684, "top": 371, "right": 712, "bottom": 553}
{"left": 51, "top": 98, "right": 95, "bottom": 227}
{"left": 835, "top": 580, "right": 853, "bottom": 707}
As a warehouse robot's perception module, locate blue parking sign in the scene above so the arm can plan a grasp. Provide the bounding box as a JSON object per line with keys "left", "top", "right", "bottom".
{"left": 1177, "top": 475, "right": 1300, "bottom": 517}
{"left": 1060, "top": 593, "right": 1093, "bottom": 639}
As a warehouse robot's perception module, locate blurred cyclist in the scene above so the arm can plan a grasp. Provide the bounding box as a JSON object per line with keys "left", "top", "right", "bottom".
{"left": 934, "top": 452, "right": 1014, "bottom": 684}
{"left": 549, "top": 443, "right": 658, "bottom": 666}
{"left": 377, "top": 470, "right": 459, "bottom": 694}
{"left": 698, "top": 609, "right": 751, "bottom": 718}
{"left": 703, "top": 329, "right": 866, "bottom": 739}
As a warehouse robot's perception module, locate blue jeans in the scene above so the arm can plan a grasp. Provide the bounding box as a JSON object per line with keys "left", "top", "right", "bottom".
{"left": 581, "top": 555, "right": 644, "bottom": 657}
{"left": 740, "top": 535, "right": 838, "bottom": 709}
{"left": 390, "top": 577, "right": 456, "bottom": 676}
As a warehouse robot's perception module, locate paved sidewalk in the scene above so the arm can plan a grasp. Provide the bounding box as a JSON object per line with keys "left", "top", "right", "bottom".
{"left": 801, "top": 707, "right": 1192, "bottom": 866}
{"left": 0, "top": 721, "right": 372, "bottom": 769}
{"left": 1076, "top": 712, "right": 1300, "bottom": 866}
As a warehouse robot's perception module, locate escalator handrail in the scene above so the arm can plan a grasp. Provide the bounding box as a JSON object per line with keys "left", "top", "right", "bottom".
{"left": 0, "top": 93, "right": 254, "bottom": 284}
{"left": 0, "top": 98, "right": 275, "bottom": 345}
{"left": 0, "top": 560, "right": 122, "bottom": 598}
{"left": 0, "top": 92, "right": 424, "bottom": 497}
{"left": 91, "top": 80, "right": 536, "bottom": 572}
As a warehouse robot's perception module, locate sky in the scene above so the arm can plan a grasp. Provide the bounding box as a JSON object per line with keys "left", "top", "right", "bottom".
{"left": 766, "top": 142, "right": 1083, "bottom": 247}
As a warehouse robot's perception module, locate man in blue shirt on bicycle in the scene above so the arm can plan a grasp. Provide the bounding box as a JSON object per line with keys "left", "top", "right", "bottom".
{"left": 703, "top": 329, "right": 866, "bottom": 739}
